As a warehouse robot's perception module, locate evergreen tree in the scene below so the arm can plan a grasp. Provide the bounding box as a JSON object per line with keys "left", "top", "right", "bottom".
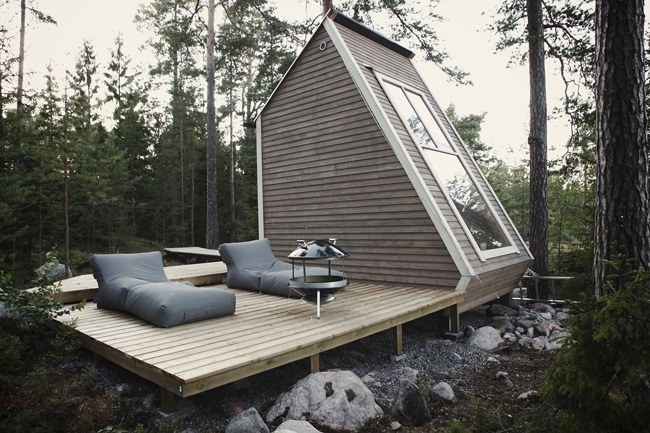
{"left": 338, "top": 0, "right": 468, "bottom": 83}
{"left": 0, "top": 97, "right": 38, "bottom": 279}
{"left": 32, "top": 67, "right": 65, "bottom": 257}
{"left": 214, "top": 0, "right": 296, "bottom": 242}
{"left": 593, "top": 0, "right": 650, "bottom": 293}
{"left": 136, "top": 0, "right": 204, "bottom": 246}
{"left": 445, "top": 104, "right": 493, "bottom": 168}
{"left": 104, "top": 35, "right": 152, "bottom": 239}
{"left": 492, "top": 0, "right": 594, "bottom": 295}
{"left": 66, "top": 41, "right": 128, "bottom": 252}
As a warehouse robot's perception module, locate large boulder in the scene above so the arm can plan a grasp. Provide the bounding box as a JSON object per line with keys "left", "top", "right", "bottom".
{"left": 390, "top": 377, "right": 431, "bottom": 426}
{"left": 265, "top": 371, "right": 383, "bottom": 432}
{"left": 431, "top": 382, "right": 456, "bottom": 403}
{"left": 486, "top": 304, "right": 518, "bottom": 317}
{"left": 467, "top": 326, "right": 504, "bottom": 351}
{"left": 36, "top": 262, "right": 72, "bottom": 281}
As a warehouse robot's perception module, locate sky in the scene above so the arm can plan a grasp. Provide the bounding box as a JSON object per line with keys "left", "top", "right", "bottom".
{"left": 13, "top": 0, "right": 575, "bottom": 164}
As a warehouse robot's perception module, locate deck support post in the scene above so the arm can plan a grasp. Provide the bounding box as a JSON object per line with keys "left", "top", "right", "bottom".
{"left": 449, "top": 304, "right": 459, "bottom": 333}
{"left": 310, "top": 353, "right": 320, "bottom": 373}
{"left": 160, "top": 388, "right": 176, "bottom": 414}
{"left": 393, "top": 324, "right": 403, "bottom": 356}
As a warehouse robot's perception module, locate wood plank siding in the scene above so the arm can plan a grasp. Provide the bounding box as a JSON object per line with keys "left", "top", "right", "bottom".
{"left": 463, "top": 260, "right": 531, "bottom": 311}
{"left": 260, "top": 25, "right": 461, "bottom": 290}
{"left": 332, "top": 19, "right": 531, "bottom": 311}
{"left": 259, "top": 12, "right": 532, "bottom": 314}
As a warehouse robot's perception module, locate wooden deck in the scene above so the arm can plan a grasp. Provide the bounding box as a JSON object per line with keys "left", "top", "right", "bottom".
{"left": 52, "top": 264, "right": 463, "bottom": 413}
{"left": 164, "top": 246, "right": 222, "bottom": 262}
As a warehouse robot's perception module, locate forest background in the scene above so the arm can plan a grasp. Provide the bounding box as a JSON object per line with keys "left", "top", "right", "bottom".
{"left": 0, "top": 0, "right": 640, "bottom": 291}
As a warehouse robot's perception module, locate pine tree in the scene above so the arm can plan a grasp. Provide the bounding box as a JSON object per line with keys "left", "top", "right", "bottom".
{"left": 593, "top": 0, "right": 650, "bottom": 293}
{"left": 104, "top": 35, "right": 152, "bottom": 238}
{"left": 136, "top": 0, "right": 204, "bottom": 246}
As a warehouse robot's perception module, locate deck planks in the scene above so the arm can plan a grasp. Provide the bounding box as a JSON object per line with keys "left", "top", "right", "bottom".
{"left": 52, "top": 266, "right": 463, "bottom": 412}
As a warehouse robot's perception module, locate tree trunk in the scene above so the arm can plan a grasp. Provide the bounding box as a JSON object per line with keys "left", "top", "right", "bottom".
{"left": 229, "top": 75, "right": 236, "bottom": 242}
{"left": 17, "top": 0, "right": 26, "bottom": 115}
{"left": 0, "top": 68, "right": 4, "bottom": 138}
{"left": 527, "top": 0, "right": 549, "bottom": 294}
{"left": 323, "top": 0, "right": 333, "bottom": 16}
{"left": 63, "top": 95, "right": 71, "bottom": 277}
{"left": 191, "top": 137, "right": 195, "bottom": 246}
{"left": 594, "top": 0, "right": 650, "bottom": 296}
{"left": 206, "top": 0, "right": 220, "bottom": 248}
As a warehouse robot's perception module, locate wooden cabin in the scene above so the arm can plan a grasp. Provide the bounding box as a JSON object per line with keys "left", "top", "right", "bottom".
{"left": 255, "top": 9, "right": 532, "bottom": 313}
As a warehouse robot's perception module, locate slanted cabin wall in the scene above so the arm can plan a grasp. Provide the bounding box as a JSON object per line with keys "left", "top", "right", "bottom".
{"left": 334, "top": 22, "right": 531, "bottom": 308}
{"left": 259, "top": 26, "right": 461, "bottom": 290}
{"left": 462, "top": 260, "right": 530, "bottom": 312}
{"left": 334, "top": 24, "right": 476, "bottom": 258}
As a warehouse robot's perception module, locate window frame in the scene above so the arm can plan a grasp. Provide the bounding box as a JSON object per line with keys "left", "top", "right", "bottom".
{"left": 377, "top": 74, "right": 519, "bottom": 260}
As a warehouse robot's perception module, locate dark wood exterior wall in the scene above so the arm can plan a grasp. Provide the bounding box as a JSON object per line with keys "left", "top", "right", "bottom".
{"left": 259, "top": 25, "right": 461, "bottom": 290}
{"left": 259, "top": 14, "right": 532, "bottom": 309}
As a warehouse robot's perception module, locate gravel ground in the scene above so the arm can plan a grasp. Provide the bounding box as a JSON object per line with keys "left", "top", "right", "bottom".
{"left": 188, "top": 306, "right": 529, "bottom": 429}
{"left": 74, "top": 305, "right": 549, "bottom": 432}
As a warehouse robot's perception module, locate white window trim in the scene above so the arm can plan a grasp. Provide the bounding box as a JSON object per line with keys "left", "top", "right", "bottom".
{"left": 376, "top": 74, "right": 519, "bottom": 261}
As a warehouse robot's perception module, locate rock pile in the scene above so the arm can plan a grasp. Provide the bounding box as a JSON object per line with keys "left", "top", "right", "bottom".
{"left": 220, "top": 301, "right": 572, "bottom": 432}
{"left": 466, "top": 301, "right": 571, "bottom": 351}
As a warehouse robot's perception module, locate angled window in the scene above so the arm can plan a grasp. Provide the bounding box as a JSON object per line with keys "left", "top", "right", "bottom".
{"left": 380, "top": 77, "right": 516, "bottom": 259}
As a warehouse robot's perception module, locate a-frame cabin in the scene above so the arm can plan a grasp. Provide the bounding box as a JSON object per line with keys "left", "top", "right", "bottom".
{"left": 256, "top": 9, "right": 533, "bottom": 312}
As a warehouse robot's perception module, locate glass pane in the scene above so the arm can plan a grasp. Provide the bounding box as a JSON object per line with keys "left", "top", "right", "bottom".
{"left": 423, "top": 149, "right": 510, "bottom": 251}
{"left": 405, "top": 90, "right": 453, "bottom": 152}
{"left": 383, "top": 82, "right": 435, "bottom": 148}
{"left": 381, "top": 77, "right": 512, "bottom": 253}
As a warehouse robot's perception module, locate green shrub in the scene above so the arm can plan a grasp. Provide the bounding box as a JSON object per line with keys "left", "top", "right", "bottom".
{"left": 0, "top": 331, "right": 24, "bottom": 374}
{"left": 540, "top": 253, "right": 650, "bottom": 433}
{"left": 0, "top": 251, "right": 83, "bottom": 328}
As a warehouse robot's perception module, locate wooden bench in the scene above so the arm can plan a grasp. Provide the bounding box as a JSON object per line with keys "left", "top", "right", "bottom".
{"left": 36, "top": 262, "right": 228, "bottom": 304}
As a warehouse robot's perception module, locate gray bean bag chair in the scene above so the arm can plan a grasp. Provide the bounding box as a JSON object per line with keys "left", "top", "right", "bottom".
{"left": 89, "top": 251, "right": 236, "bottom": 328}
{"left": 218, "top": 238, "right": 344, "bottom": 298}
